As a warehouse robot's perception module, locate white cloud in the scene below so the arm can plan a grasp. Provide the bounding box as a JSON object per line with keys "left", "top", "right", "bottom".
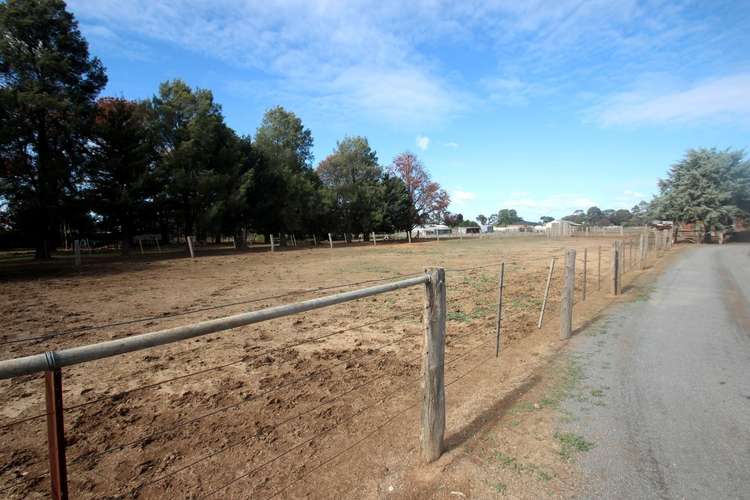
{"left": 593, "top": 73, "right": 750, "bottom": 126}
{"left": 613, "top": 189, "right": 649, "bottom": 209}
{"left": 443, "top": 141, "right": 459, "bottom": 148}
{"left": 68, "top": 0, "right": 474, "bottom": 125}
{"left": 67, "top": 0, "right": 734, "bottom": 128}
{"left": 416, "top": 135, "right": 430, "bottom": 151}
{"left": 480, "top": 77, "right": 550, "bottom": 107}
{"left": 451, "top": 189, "right": 476, "bottom": 205}
{"left": 623, "top": 189, "right": 644, "bottom": 198}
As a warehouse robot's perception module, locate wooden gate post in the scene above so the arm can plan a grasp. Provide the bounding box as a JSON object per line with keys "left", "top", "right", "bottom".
{"left": 328, "top": 233, "right": 333, "bottom": 249}
{"left": 495, "top": 263, "right": 505, "bottom": 357}
{"left": 45, "top": 367, "right": 69, "bottom": 500}
{"left": 270, "top": 234, "right": 275, "bottom": 253}
{"left": 186, "top": 236, "right": 195, "bottom": 259}
{"left": 421, "top": 267, "right": 446, "bottom": 463}
{"left": 560, "top": 249, "right": 576, "bottom": 340}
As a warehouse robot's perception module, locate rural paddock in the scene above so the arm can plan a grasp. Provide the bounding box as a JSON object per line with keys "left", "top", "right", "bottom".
{"left": 0, "top": 234, "right": 669, "bottom": 498}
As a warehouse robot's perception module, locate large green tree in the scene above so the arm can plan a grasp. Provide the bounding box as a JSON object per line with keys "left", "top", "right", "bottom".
{"left": 317, "top": 136, "right": 382, "bottom": 238}
{"left": 0, "top": 0, "right": 107, "bottom": 258}
{"left": 374, "top": 173, "right": 411, "bottom": 233}
{"left": 151, "top": 80, "right": 247, "bottom": 241}
{"left": 85, "top": 98, "right": 156, "bottom": 254}
{"left": 496, "top": 208, "right": 522, "bottom": 226}
{"left": 653, "top": 148, "right": 750, "bottom": 232}
{"left": 252, "top": 106, "right": 316, "bottom": 242}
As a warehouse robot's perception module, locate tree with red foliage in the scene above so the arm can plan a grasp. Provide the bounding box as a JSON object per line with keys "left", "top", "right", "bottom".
{"left": 389, "top": 152, "right": 449, "bottom": 229}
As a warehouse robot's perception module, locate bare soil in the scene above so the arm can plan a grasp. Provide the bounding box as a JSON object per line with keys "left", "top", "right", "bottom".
{"left": 0, "top": 235, "right": 664, "bottom": 499}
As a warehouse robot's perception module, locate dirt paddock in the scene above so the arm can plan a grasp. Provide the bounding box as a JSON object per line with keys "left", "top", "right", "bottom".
{"left": 0, "top": 234, "right": 656, "bottom": 499}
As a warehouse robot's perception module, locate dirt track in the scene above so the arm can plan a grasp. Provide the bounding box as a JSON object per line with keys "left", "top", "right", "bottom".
{"left": 0, "top": 235, "right": 646, "bottom": 498}
{"left": 562, "top": 243, "right": 750, "bottom": 499}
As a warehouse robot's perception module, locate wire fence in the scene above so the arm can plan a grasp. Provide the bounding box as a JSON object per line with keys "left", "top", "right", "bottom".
{"left": 0, "top": 231, "right": 674, "bottom": 499}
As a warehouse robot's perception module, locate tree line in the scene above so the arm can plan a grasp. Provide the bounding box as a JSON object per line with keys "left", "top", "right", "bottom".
{"left": 560, "top": 149, "right": 750, "bottom": 232}
{"left": 471, "top": 148, "right": 750, "bottom": 233}
{"left": 0, "top": 0, "right": 449, "bottom": 258}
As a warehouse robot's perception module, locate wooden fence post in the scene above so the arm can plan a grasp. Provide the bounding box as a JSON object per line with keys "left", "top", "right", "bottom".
{"left": 407, "top": 230, "right": 412, "bottom": 244}
{"left": 421, "top": 267, "right": 446, "bottom": 463}
{"left": 538, "top": 258, "right": 555, "bottom": 328}
{"left": 560, "top": 249, "right": 576, "bottom": 340}
{"left": 73, "top": 240, "right": 81, "bottom": 267}
{"left": 45, "top": 368, "right": 69, "bottom": 500}
{"left": 610, "top": 241, "right": 620, "bottom": 295}
{"left": 639, "top": 231, "right": 646, "bottom": 270}
{"left": 582, "top": 248, "right": 587, "bottom": 301}
{"left": 328, "top": 233, "right": 333, "bottom": 249}
{"left": 597, "top": 245, "right": 601, "bottom": 291}
{"left": 372, "top": 232, "right": 376, "bottom": 246}
{"left": 628, "top": 240, "right": 633, "bottom": 270}
{"left": 186, "top": 236, "right": 195, "bottom": 259}
{"left": 495, "top": 263, "right": 505, "bottom": 357}
{"left": 270, "top": 234, "right": 275, "bottom": 253}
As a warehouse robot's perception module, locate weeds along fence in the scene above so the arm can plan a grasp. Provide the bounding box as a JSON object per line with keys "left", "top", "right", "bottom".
{"left": 0, "top": 234, "right": 673, "bottom": 499}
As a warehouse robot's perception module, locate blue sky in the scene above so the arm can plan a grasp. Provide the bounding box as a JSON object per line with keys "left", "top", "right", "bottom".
{"left": 68, "top": 0, "right": 750, "bottom": 222}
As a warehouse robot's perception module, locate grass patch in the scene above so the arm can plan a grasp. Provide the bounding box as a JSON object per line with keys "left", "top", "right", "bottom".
{"left": 447, "top": 305, "right": 492, "bottom": 322}
{"left": 590, "top": 388, "right": 604, "bottom": 398}
{"left": 536, "top": 358, "right": 584, "bottom": 410}
{"left": 554, "top": 432, "right": 594, "bottom": 460}
{"left": 509, "top": 401, "right": 535, "bottom": 414}
{"left": 493, "top": 482, "right": 507, "bottom": 494}
{"left": 448, "top": 311, "right": 470, "bottom": 322}
{"left": 633, "top": 285, "right": 655, "bottom": 301}
{"left": 493, "top": 452, "right": 554, "bottom": 482}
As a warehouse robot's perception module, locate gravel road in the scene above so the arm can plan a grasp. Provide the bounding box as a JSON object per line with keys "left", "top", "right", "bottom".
{"left": 562, "top": 243, "right": 750, "bottom": 499}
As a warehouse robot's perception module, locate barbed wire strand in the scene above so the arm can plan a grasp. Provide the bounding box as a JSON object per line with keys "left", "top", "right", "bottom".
{"left": 68, "top": 333, "right": 425, "bottom": 467}
{"left": 0, "top": 287, "right": 498, "bottom": 431}
{"left": 266, "top": 344, "right": 499, "bottom": 499}
{"left": 0, "top": 273, "right": 428, "bottom": 347}
{"left": 134, "top": 335, "right": 494, "bottom": 497}
{"left": 62, "top": 307, "right": 424, "bottom": 414}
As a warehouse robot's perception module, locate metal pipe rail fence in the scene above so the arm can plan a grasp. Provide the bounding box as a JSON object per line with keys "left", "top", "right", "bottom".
{"left": 0, "top": 237, "right": 674, "bottom": 498}
{"left": 0, "top": 271, "right": 450, "bottom": 499}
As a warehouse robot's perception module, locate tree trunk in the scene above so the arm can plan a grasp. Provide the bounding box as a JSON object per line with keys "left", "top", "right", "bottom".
{"left": 121, "top": 237, "right": 131, "bottom": 256}
{"left": 35, "top": 238, "right": 51, "bottom": 260}
{"left": 234, "top": 230, "right": 247, "bottom": 250}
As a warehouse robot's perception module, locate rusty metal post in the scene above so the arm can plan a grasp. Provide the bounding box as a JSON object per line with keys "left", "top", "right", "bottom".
{"left": 45, "top": 368, "right": 68, "bottom": 500}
